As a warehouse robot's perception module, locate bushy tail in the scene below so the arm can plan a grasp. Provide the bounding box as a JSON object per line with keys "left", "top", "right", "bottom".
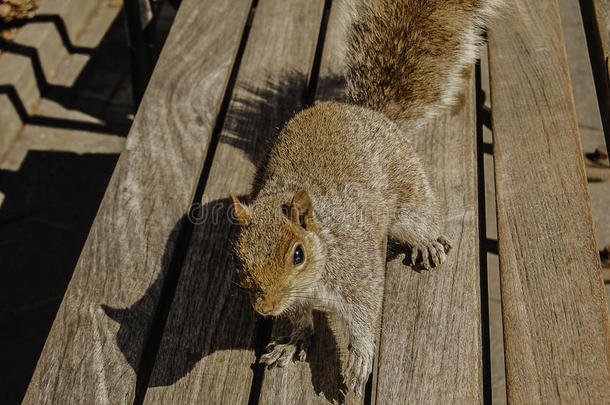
{"left": 344, "top": 0, "right": 501, "bottom": 131}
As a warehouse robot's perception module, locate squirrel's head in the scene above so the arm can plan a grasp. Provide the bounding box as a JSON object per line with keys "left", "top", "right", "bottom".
{"left": 230, "top": 189, "right": 324, "bottom": 317}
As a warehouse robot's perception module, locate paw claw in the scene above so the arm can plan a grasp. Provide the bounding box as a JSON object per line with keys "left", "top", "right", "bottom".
{"left": 343, "top": 347, "right": 371, "bottom": 396}
{"left": 411, "top": 248, "right": 419, "bottom": 269}
{"left": 261, "top": 347, "right": 283, "bottom": 367}
{"left": 438, "top": 236, "right": 452, "bottom": 253}
{"left": 409, "top": 236, "right": 451, "bottom": 270}
{"left": 260, "top": 333, "right": 310, "bottom": 368}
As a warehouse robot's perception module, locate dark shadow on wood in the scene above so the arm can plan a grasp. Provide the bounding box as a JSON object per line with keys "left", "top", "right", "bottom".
{"left": 0, "top": 11, "right": 136, "bottom": 135}
{"left": 0, "top": 151, "right": 119, "bottom": 405}
{"left": 0, "top": 84, "right": 124, "bottom": 134}
{"left": 578, "top": 0, "right": 610, "bottom": 147}
{"left": 476, "top": 60, "right": 492, "bottom": 405}
{"left": 268, "top": 311, "right": 347, "bottom": 404}
{"left": 101, "top": 71, "right": 348, "bottom": 403}
{"left": 222, "top": 75, "right": 307, "bottom": 188}
{"left": 306, "top": 312, "right": 348, "bottom": 403}
{"left": 102, "top": 200, "right": 348, "bottom": 403}
{"left": 480, "top": 104, "right": 492, "bottom": 130}
{"left": 0, "top": 8, "right": 179, "bottom": 403}
{"left": 485, "top": 238, "right": 499, "bottom": 255}
{"left": 304, "top": 0, "right": 334, "bottom": 107}
{"left": 247, "top": 317, "right": 273, "bottom": 405}
{"left": 0, "top": 14, "right": 95, "bottom": 54}
{"left": 482, "top": 141, "right": 493, "bottom": 155}
{"left": 0, "top": 7, "right": 177, "bottom": 137}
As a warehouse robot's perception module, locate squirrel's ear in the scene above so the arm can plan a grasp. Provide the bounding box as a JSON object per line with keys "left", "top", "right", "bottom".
{"left": 230, "top": 194, "right": 251, "bottom": 225}
{"left": 290, "top": 189, "right": 316, "bottom": 231}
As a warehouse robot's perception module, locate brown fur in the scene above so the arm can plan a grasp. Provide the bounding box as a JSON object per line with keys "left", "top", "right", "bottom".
{"left": 230, "top": 0, "right": 501, "bottom": 395}
{"left": 346, "top": 0, "right": 500, "bottom": 131}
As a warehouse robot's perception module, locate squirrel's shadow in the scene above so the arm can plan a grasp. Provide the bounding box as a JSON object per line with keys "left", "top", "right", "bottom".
{"left": 103, "top": 199, "right": 347, "bottom": 403}
{"left": 102, "top": 72, "right": 349, "bottom": 403}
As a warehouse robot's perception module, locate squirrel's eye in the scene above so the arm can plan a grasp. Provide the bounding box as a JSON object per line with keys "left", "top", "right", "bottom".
{"left": 293, "top": 245, "right": 305, "bottom": 266}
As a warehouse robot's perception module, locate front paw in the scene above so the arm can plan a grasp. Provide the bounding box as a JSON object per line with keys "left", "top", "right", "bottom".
{"left": 344, "top": 347, "right": 372, "bottom": 396}
{"left": 409, "top": 235, "right": 452, "bottom": 270}
{"left": 260, "top": 333, "right": 310, "bottom": 368}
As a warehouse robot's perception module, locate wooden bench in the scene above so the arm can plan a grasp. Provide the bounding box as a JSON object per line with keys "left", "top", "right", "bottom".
{"left": 23, "top": 0, "right": 610, "bottom": 403}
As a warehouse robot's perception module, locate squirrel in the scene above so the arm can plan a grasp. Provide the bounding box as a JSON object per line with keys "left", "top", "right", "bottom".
{"left": 230, "top": 0, "right": 500, "bottom": 395}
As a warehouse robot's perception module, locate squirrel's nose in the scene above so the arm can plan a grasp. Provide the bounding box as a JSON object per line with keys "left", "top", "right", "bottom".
{"left": 260, "top": 300, "right": 275, "bottom": 315}
{"left": 255, "top": 297, "right": 275, "bottom": 316}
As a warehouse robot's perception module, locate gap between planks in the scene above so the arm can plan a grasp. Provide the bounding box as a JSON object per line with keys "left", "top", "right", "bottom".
{"left": 22, "top": 1, "right": 256, "bottom": 404}
{"left": 132, "top": 2, "right": 260, "bottom": 404}
{"left": 140, "top": 0, "right": 328, "bottom": 403}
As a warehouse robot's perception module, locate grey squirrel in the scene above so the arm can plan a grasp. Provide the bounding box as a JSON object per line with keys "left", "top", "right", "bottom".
{"left": 230, "top": 0, "right": 501, "bottom": 395}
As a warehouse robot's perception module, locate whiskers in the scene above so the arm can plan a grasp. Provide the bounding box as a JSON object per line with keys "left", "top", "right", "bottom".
{"left": 282, "top": 285, "right": 344, "bottom": 309}
{"left": 230, "top": 280, "right": 264, "bottom": 296}
{"left": 230, "top": 280, "right": 249, "bottom": 293}
{"left": 230, "top": 278, "right": 343, "bottom": 321}
{"left": 288, "top": 294, "right": 344, "bottom": 306}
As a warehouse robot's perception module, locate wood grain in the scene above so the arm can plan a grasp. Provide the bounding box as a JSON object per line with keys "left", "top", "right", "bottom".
{"left": 315, "top": 0, "right": 348, "bottom": 104}
{"left": 374, "top": 74, "right": 482, "bottom": 402}
{"left": 256, "top": 4, "right": 364, "bottom": 404}
{"left": 488, "top": 0, "right": 610, "bottom": 403}
{"left": 141, "top": 0, "right": 325, "bottom": 403}
{"left": 21, "top": 1, "right": 254, "bottom": 403}
{"left": 579, "top": 0, "right": 610, "bottom": 145}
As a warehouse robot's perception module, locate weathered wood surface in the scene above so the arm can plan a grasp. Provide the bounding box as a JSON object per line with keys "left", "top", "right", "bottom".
{"left": 316, "top": 0, "right": 348, "bottom": 104}
{"left": 579, "top": 0, "right": 610, "bottom": 143}
{"left": 21, "top": 0, "right": 254, "bottom": 403}
{"left": 257, "top": 4, "right": 363, "bottom": 405}
{"left": 488, "top": 0, "right": 610, "bottom": 403}
{"left": 375, "top": 77, "right": 482, "bottom": 402}
{"left": 141, "top": 0, "right": 326, "bottom": 403}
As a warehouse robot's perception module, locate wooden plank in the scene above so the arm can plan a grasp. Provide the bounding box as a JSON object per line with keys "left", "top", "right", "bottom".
{"left": 141, "top": 0, "right": 325, "bottom": 403}
{"left": 256, "top": 5, "right": 364, "bottom": 405}
{"left": 488, "top": 0, "right": 610, "bottom": 403}
{"left": 21, "top": 1, "right": 254, "bottom": 404}
{"left": 579, "top": 0, "right": 610, "bottom": 145}
{"left": 374, "top": 76, "right": 481, "bottom": 402}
